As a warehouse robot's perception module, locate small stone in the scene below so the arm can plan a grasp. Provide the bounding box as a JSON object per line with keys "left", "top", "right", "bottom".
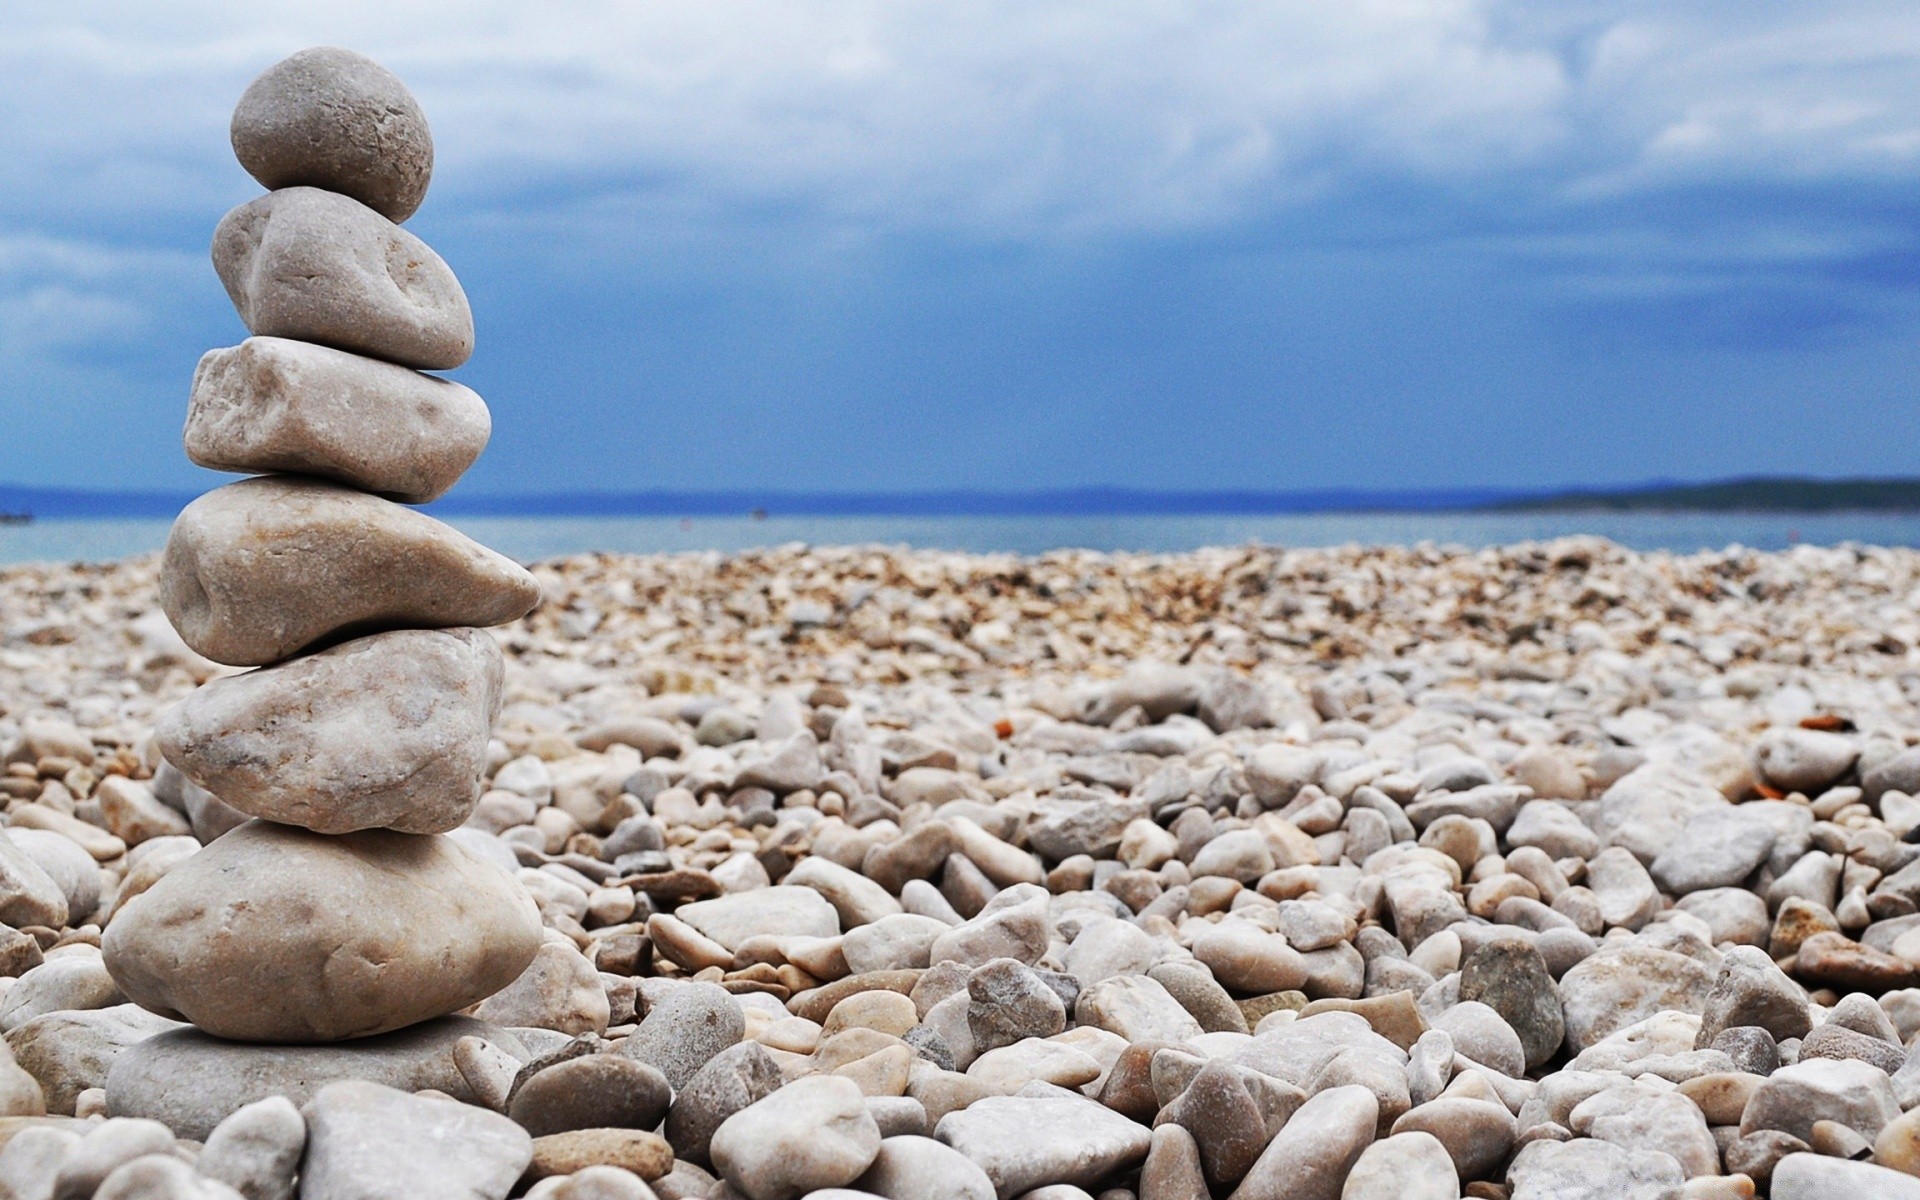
{"left": 1772, "top": 1153, "right": 1920, "bottom": 1198}
{"left": 1163, "top": 1059, "right": 1268, "bottom": 1190}
{"left": 1650, "top": 807, "right": 1777, "bottom": 895}
{"left": 11, "top": 1003, "right": 183, "bottom": 1116}
{"left": 1740, "top": 1057, "right": 1901, "bottom": 1142}
{"left": 94, "top": 777, "right": 193, "bottom": 846}
{"left": 1695, "top": 946, "right": 1812, "bottom": 1046}
{"left": 1586, "top": 848, "right": 1661, "bottom": 930}
{"left": 158, "top": 627, "right": 503, "bottom": 834}
{"left": 968, "top": 959, "right": 1067, "bottom": 1054}
{"left": 474, "top": 936, "right": 611, "bottom": 1036}
{"left": 1228, "top": 1084, "right": 1377, "bottom": 1200}
{"left": 1139, "top": 1123, "right": 1208, "bottom": 1200}
{"left": 186, "top": 338, "right": 487, "bottom": 503}
{"left": 1558, "top": 944, "right": 1714, "bottom": 1052}
{"left": 1458, "top": 941, "right": 1562, "bottom": 1071}
{"left": 854, "top": 1134, "right": 996, "bottom": 1200}
{"left": 230, "top": 47, "right": 433, "bottom": 222}
{"left": 160, "top": 477, "right": 540, "bottom": 666}
{"left": 52, "top": 1116, "right": 178, "bottom": 1200}
{"left": 825, "top": 991, "right": 919, "bottom": 1040}
{"left": 1710, "top": 1027, "right": 1780, "bottom": 1076}
{"left": 930, "top": 885, "right": 1050, "bottom": 969}
{"left": 94, "top": 1157, "right": 245, "bottom": 1200}
{"left": 843, "top": 915, "right": 951, "bottom": 974}
{"left": 785, "top": 856, "right": 903, "bottom": 928}
{"left": 198, "top": 1096, "right": 305, "bottom": 1200}
{"left": 1339, "top": 1130, "right": 1460, "bottom": 1200}
{"left": 1393, "top": 1096, "right": 1515, "bottom": 1180}
{"left": 935, "top": 1093, "right": 1152, "bottom": 1198}
{"left": 1434, "top": 1002, "right": 1526, "bottom": 1078}
{"left": 509, "top": 1054, "right": 670, "bottom": 1137}
{"left": 300, "top": 1081, "right": 530, "bottom": 1200}
{"left": 1076, "top": 975, "right": 1205, "bottom": 1044}
{"left": 618, "top": 982, "right": 745, "bottom": 1089}
{"left": 674, "top": 887, "right": 841, "bottom": 951}
{"left": 1755, "top": 729, "right": 1859, "bottom": 795}
{"left": 0, "top": 829, "right": 69, "bottom": 929}
{"left": 664, "top": 1041, "right": 785, "bottom": 1166}
{"left": 1799, "top": 1022, "right": 1907, "bottom": 1075}
{"left": 710, "top": 1075, "right": 881, "bottom": 1200}
{"left": 1504, "top": 1137, "right": 1685, "bottom": 1200}
{"left": 103, "top": 821, "right": 543, "bottom": 1042}
{"left": 1796, "top": 932, "right": 1920, "bottom": 991}
{"left": 213, "top": 187, "right": 471, "bottom": 369}
{"left": 525, "top": 1129, "right": 674, "bottom": 1182}
{"left": 1194, "top": 921, "right": 1308, "bottom": 994}
{"left": 0, "top": 952, "right": 122, "bottom": 1033}
{"left": 1569, "top": 1087, "right": 1715, "bottom": 1178}
{"left": 0, "top": 1126, "right": 81, "bottom": 1200}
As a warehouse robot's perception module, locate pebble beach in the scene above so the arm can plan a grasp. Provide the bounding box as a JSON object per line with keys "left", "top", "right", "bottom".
{"left": 6, "top": 31, "right": 1919, "bottom": 1200}
{"left": 4, "top": 537, "right": 1920, "bottom": 1197}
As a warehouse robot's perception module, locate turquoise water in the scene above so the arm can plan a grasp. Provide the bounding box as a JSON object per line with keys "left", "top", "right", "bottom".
{"left": 7, "top": 511, "right": 1920, "bottom": 566}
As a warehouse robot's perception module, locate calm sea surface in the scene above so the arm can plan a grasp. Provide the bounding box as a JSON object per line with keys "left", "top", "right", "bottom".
{"left": 7, "top": 512, "right": 1920, "bottom": 567}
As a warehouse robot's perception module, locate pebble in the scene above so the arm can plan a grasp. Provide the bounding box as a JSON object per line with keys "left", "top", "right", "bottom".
{"left": 102, "top": 821, "right": 543, "bottom": 1042}
{"left": 186, "top": 337, "right": 488, "bottom": 503}
{"left": 936, "top": 1093, "right": 1152, "bottom": 1199}
{"left": 1772, "top": 1152, "right": 1920, "bottom": 1198}
{"left": 299, "top": 1081, "right": 531, "bottom": 1200}
{"left": 212, "top": 186, "right": 472, "bottom": 370}
{"left": 618, "top": 982, "right": 745, "bottom": 1089}
{"left": 196, "top": 1096, "right": 305, "bottom": 1200}
{"left": 1228, "top": 1084, "right": 1377, "bottom": 1200}
{"left": 1338, "top": 1130, "right": 1459, "bottom": 1200}
{"left": 156, "top": 627, "right": 503, "bottom": 834}
{"left": 508, "top": 1054, "right": 671, "bottom": 1137}
{"left": 855, "top": 1134, "right": 997, "bottom": 1200}
{"left": 159, "top": 476, "right": 538, "bottom": 666}
{"left": 664, "top": 1041, "right": 785, "bottom": 1166}
{"left": 709, "top": 1075, "right": 881, "bottom": 1200}
{"left": 524, "top": 1129, "right": 673, "bottom": 1182}
{"left": 229, "top": 46, "right": 434, "bottom": 222}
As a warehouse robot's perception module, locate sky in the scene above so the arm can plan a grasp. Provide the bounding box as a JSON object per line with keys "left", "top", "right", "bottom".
{"left": 1, "top": 1, "right": 1918, "bottom": 496}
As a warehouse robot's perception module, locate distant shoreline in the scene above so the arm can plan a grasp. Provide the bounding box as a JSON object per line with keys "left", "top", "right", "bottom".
{"left": 4, "top": 476, "right": 1919, "bottom": 520}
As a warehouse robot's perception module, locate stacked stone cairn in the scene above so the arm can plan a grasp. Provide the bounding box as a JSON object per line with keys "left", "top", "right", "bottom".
{"left": 101, "top": 49, "right": 546, "bottom": 1063}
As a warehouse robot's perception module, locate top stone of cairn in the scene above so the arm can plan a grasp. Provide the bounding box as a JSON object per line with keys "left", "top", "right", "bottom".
{"left": 231, "top": 46, "right": 434, "bottom": 223}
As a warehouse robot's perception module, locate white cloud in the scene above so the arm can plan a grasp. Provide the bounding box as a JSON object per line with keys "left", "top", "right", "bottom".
{"left": 0, "top": 0, "right": 1912, "bottom": 240}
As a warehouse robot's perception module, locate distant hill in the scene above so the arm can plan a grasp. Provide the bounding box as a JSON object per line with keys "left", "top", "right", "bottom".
{"left": 1488, "top": 477, "right": 1920, "bottom": 514}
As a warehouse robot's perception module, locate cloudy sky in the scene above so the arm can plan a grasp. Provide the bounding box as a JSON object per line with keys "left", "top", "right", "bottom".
{"left": 2, "top": 1, "right": 1917, "bottom": 495}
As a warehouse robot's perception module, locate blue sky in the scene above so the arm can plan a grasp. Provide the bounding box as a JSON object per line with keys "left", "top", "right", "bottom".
{"left": 2, "top": 1, "right": 1917, "bottom": 495}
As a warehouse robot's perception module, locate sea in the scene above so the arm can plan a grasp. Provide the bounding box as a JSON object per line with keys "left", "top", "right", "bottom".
{"left": 6, "top": 511, "right": 1920, "bottom": 567}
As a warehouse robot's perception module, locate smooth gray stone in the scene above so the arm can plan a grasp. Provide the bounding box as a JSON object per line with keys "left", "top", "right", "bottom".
{"left": 230, "top": 47, "right": 433, "bottom": 222}
{"left": 186, "top": 338, "right": 489, "bottom": 503}
{"left": 160, "top": 476, "right": 541, "bottom": 667}
{"left": 300, "top": 1080, "right": 530, "bottom": 1200}
{"left": 5, "top": 1004, "right": 183, "bottom": 1116}
{"left": 213, "top": 187, "right": 471, "bottom": 370}
{"left": 1771, "top": 1152, "right": 1920, "bottom": 1199}
{"left": 104, "top": 1017, "right": 525, "bottom": 1141}
{"left": 157, "top": 628, "right": 503, "bottom": 836}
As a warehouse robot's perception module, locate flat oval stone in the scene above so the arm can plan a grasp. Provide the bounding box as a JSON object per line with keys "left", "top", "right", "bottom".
{"left": 160, "top": 476, "right": 541, "bottom": 667}
{"left": 104, "top": 1016, "right": 523, "bottom": 1140}
{"left": 230, "top": 47, "right": 433, "bottom": 222}
{"left": 157, "top": 628, "right": 503, "bottom": 835}
{"left": 101, "top": 821, "right": 543, "bottom": 1042}
{"left": 186, "top": 338, "right": 489, "bottom": 503}
{"left": 212, "top": 187, "right": 472, "bottom": 370}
